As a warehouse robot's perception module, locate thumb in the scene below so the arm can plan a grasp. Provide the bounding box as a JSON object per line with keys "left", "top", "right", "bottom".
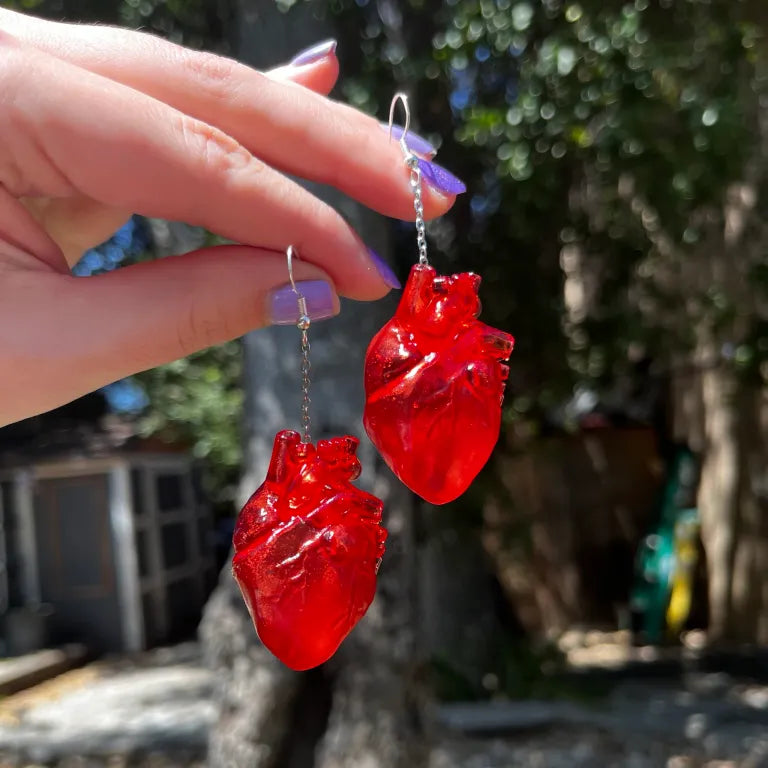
{"left": 1, "top": 245, "right": 339, "bottom": 425}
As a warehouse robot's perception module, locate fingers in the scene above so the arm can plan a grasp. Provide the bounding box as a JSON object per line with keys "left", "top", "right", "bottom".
{"left": 0, "top": 9, "right": 462, "bottom": 222}
{"left": 0, "top": 245, "right": 339, "bottom": 425}
{"left": 0, "top": 40, "right": 389, "bottom": 300}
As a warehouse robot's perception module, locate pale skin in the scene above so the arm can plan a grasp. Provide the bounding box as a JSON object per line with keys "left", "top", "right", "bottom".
{"left": 0, "top": 8, "right": 457, "bottom": 426}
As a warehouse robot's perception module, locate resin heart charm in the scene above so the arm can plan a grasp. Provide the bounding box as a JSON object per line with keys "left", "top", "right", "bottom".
{"left": 233, "top": 429, "right": 386, "bottom": 671}
{"left": 364, "top": 264, "right": 514, "bottom": 505}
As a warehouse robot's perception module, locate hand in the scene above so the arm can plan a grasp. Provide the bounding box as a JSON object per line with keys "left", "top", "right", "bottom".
{"left": 0, "top": 10, "right": 465, "bottom": 425}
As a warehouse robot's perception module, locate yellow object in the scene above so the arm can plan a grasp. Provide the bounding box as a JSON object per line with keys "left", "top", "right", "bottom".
{"left": 666, "top": 514, "right": 700, "bottom": 637}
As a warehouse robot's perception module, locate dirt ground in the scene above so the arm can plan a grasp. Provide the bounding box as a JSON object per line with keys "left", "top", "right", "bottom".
{"left": 0, "top": 637, "right": 766, "bottom": 768}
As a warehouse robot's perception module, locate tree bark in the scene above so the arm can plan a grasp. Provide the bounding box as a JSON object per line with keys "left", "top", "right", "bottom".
{"left": 197, "top": 1, "right": 423, "bottom": 748}
{"left": 692, "top": 324, "right": 768, "bottom": 645}
{"left": 199, "top": 568, "right": 301, "bottom": 768}
{"left": 314, "top": 454, "right": 422, "bottom": 768}
{"left": 696, "top": 345, "right": 742, "bottom": 642}
{"left": 730, "top": 384, "right": 768, "bottom": 643}
{"left": 697, "top": 361, "right": 768, "bottom": 645}
{"left": 199, "top": 220, "right": 421, "bottom": 768}
{"left": 200, "top": 251, "right": 421, "bottom": 768}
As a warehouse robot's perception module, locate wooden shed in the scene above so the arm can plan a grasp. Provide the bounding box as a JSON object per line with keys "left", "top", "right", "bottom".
{"left": 0, "top": 405, "right": 216, "bottom": 655}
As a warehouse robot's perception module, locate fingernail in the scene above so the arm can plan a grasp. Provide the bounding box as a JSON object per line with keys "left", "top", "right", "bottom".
{"left": 269, "top": 280, "right": 337, "bottom": 325}
{"left": 382, "top": 123, "right": 437, "bottom": 157}
{"left": 290, "top": 39, "right": 337, "bottom": 66}
{"left": 368, "top": 248, "right": 401, "bottom": 289}
{"left": 418, "top": 159, "right": 466, "bottom": 195}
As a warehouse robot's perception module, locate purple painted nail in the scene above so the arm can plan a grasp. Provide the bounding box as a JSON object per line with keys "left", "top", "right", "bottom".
{"left": 418, "top": 159, "right": 466, "bottom": 195}
{"left": 383, "top": 123, "right": 437, "bottom": 157}
{"left": 290, "top": 39, "right": 337, "bottom": 66}
{"left": 368, "top": 248, "right": 401, "bottom": 289}
{"left": 269, "top": 280, "right": 337, "bottom": 325}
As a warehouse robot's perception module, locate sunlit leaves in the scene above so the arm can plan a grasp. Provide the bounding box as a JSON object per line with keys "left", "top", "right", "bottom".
{"left": 136, "top": 341, "right": 244, "bottom": 503}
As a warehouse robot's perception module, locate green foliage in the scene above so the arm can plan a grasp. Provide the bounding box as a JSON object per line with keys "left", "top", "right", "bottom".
{"left": 135, "top": 342, "right": 243, "bottom": 503}
{"left": 317, "top": 0, "right": 768, "bottom": 414}
{"left": 3, "top": 0, "right": 231, "bottom": 50}
{"left": 117, "top": 0, "right": 233, "bottom": 51}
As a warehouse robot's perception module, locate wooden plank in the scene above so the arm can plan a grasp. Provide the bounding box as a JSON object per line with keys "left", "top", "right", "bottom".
{"left": 0, "top": 645, "right": 88, "bottom": 696}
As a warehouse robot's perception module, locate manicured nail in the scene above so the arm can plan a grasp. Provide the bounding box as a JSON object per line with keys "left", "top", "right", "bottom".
{"left": 368, "top": 248, "right": 401, "bottom": 289}
{"left": 382, "top": 123, "right": 437, "bottom": 157}
{"left": 418, "top": 159, "right": 466, "bottom": 195}
{"left": 290, "top": 39, "right": 337, "bottom": 66}
{"left": 269, "top": 280, "right": 336, "bottom": 325}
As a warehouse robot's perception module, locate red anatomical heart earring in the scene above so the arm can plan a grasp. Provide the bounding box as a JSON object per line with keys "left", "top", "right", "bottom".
{"left": 233, "top": 247, "right": 387, "bottom": 671}
{"left": 364, "top": 94, "right": 515, "bottom": 506}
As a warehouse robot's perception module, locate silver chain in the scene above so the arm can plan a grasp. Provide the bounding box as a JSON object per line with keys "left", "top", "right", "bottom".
{"left": 287, "top": 244, "right": 312, "bottom": 444}
{"left": 298, "top": 324, "right": 311, "bottom": 444}
{"left": 407, "top": 154, "right": 429, "bottom": 265}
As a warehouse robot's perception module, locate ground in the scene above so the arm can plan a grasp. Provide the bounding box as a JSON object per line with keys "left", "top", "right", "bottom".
{"left": 0, "top": 640, "right": 766, "bottom": 767}
{"left": 0, "top": 644, "right": 212, "bottom": 767}
{"left": 432, "top": 674, "right": 768, "bottom": 767}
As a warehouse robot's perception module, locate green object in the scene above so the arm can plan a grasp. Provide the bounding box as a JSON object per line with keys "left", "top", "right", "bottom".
{"left": 630, "top": 449, "right": 699, "bottom": 644}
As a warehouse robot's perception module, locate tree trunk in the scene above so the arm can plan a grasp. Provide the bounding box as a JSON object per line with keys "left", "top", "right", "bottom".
{"left": 197, "top": 1, "right": 422, "bottom": 753}
{"left": 314, "top": 470, "right": 422, "bottom": 768}
{"left": 696, "top": 345, "right": 742, "bottom": 642}
{"left": 693, "top": 341, "right": 768, "bottom": 645}
{"left": 200, "top": 254, "right": 421, "bottom": 768}
{"left": 730, "top": 384, "right": 768, "bottom": 643}
{"left": 199, "top": 568, "right": 301, "bottom": 767}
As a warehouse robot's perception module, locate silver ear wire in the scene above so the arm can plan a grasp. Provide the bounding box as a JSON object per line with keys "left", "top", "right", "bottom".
{"left": 286, "top": 245, "right": 312, "bottom": 443}
{"left": 286, "top": 245, "right": 310, "bottom": 329}
{"left": 388, "top": 92, "right": 429, "bottom": 266}
{"left": 388, "top": 92, "right": 412, "bottom": 160}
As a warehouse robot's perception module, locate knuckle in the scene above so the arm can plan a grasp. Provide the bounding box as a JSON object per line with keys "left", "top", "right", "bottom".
{"left": 178, "top": 116, "right": 254, "bottom": 179}
{"left": 180, "top": 51, "right": 242, "bottom": 104}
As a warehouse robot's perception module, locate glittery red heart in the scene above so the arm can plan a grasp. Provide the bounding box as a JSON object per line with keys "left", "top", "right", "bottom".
{"left": 232, "top": 430, "right": 386, "bottom": 671}
{"left": 364, "top": 264, "right": 514, "bottom": 505}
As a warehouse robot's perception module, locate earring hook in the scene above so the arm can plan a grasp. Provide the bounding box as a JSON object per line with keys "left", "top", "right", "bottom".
{"left": 286, "top": 245, "right": 309, "bottom": 329}
{"left": 388, "top": 92, "right": 412, "bottom": 159}
{"left": 286, "top": 244, "right": 300, "bottom": 294}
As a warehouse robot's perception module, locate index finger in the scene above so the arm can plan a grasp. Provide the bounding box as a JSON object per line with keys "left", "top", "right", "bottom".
{"left": 1, "top": 39, "right": 389, "bottom": 299}
{"left": 0, "top": 9, "right": 462, "bottom": 222}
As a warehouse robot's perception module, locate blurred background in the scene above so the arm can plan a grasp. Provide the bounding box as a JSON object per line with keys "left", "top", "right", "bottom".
{"left": 0, "top": 0, "right": 767, "bottom": 766}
